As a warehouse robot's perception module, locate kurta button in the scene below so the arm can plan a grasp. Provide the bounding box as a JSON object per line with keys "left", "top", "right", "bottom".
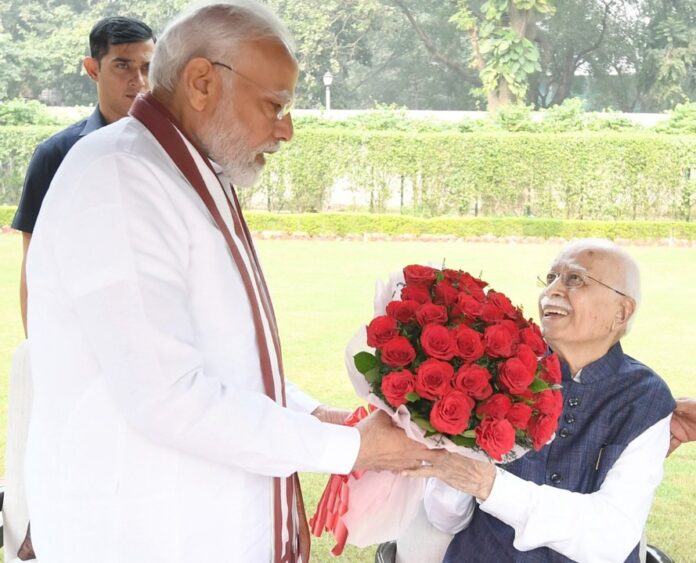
{"left": 568, "top": 397, "right": 580, "bottom": 407}
{"left": 550, "top": 473, "right": 561, "bottom": 484}
{"left": 559, "top": 427, "right": 570, "bottom": 438}
{"left": 565, "top": 413, "right": 576, "bottom": 424}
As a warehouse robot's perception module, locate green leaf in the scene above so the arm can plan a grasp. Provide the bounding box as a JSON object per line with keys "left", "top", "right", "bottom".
{"left": 523, "top": 62, "right": 536, "bottom": 73}
{"left": 462, "top": 429, "right": 476, "bottom": 438}
{"left": 529, "top": 378, "right": 551, "bottom": 393}
{"left": 364, "top": 367, "right": 380, "bottom": 385}
{"left": 405, "top": 392, "right": 420, "bottom": 402}
{"left": 412, "top": 415, "right": 436, "bottom": 433}
{"left": 450, "top": 434, "right": 477, "bottom": 447}
{"left": 354, "top": 351, "right": 377, "bottom": 375}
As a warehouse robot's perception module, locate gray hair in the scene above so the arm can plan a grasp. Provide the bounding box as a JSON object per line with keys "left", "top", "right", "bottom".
{"left": 149, "top": 0, "right": 296, "bottom": 94}
{"left": 565, "top": 238, "right": 642, "bottom": 334}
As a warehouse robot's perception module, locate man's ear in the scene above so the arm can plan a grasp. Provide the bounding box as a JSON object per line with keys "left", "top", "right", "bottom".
{"left": 83, "top": 57, "right": 100, "bottom": 82}
{"left": 615, "top": 297, "right": 636, "bottom": 328}
{"left": 180, "top": 58, "right": 220, "bottom": 112}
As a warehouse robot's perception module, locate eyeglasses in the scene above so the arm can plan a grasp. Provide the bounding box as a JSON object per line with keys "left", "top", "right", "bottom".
{"left": 211, "top": 61, "right": 294, "bottom": 121}
{"left": 537, "top": 270, "right": 630, "bottom": 298}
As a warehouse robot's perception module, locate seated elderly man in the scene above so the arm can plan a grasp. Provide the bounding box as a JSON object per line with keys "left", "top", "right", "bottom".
{"left": 405, "top": 238, "right": 675, "bottom": 562}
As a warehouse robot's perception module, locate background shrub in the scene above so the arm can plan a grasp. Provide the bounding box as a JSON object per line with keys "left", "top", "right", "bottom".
{"left": 2, "top": 104, "right": 695, "bottom": 219}
{"left": 0, "top": 125, "right": 59, "bottom": 205}
{"left": 0, "top": 98, "right": 59, "bottom": 126}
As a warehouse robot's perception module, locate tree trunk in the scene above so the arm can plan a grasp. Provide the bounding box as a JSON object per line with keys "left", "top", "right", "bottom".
{"left": 485, "top": 3, "right": 537, "bottom": 110}
{"left": 551, "top": 53, "right": 575, "bottom": 106}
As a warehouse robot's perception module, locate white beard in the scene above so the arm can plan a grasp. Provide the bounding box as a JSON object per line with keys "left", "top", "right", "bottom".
{"left": 199, "top": 106, "right": 278, "bottom": 187}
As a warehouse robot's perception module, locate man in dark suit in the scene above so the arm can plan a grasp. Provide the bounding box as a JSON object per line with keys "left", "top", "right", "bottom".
{"left": 12, "top": 16, "right": 155, "bottom": 334}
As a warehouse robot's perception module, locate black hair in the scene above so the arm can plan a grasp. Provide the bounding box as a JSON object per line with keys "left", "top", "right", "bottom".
{"left": 89, "top": 16, "right": 155, "bottom": 61}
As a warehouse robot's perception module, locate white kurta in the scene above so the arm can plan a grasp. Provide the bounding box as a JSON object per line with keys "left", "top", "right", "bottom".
{"left": 25, "top": 117, "right": 360, "bottom": 563}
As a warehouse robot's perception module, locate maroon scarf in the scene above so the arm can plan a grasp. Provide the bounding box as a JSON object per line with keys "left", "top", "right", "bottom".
{"left": 130, "top": 92, "right": 309, "bottom": 563}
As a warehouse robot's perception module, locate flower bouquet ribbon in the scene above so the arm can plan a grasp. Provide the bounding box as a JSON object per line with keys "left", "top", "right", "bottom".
{"left": 311, "top": 264, "right": 563, "bottom": 554}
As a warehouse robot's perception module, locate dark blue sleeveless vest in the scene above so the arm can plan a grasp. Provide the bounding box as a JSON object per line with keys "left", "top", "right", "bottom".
{"left": 444, "top": 343, "right": 675, "bottom": 563}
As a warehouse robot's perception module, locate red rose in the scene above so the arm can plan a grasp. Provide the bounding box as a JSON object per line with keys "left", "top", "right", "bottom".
{"left": 483, "top": 324, "right": 515, "bottom": 358}
{"left": 452, "top": 326, "right": 485, "bottom": 362}
{"left": 420, "top": 324, "right": 456, "bottom": 361}
{"left": 415, "top": 358, "right": 454, "bottom": 399}
{"left": 430, "top": 391, "right": 474, "bottom": 435}
{"left": 499, "top": 357, "right": 536, "bottom": 394}
{"left": 486, "top": 290, "right": 520, "bottom": 320}
{"left": 480, "top": 302, "right": 505, "bottom": 323}
{"left": 460, "top": 273, "right": 487, "bottom": 301}
{"left": 476, "top": 393, "right": 512, "bottom": 419}
{"left": 453, "top": 364, "right": 492, "bottom": 400}
{"left": 401, "top": 285, "right": 431, "bottom": 304}
{"left": 520, "top": 325, "right": 546, "bottom": 356}
{"left": 403, "top": 265, "right": 437, "bottom": 288}
{"left": 386, "top": 300, "right": 420, "bottom": 324}
{"left": 381, "top": 369, "right": 416, "bottom": 408}
{"left": 442, "top": 269, "right": 462, "bottom": 283}
{"left": 475, "top": 417, "right": 516, "bottom": 461}
{"left": 433, "top": 280, "right": 460, "bottom": 307}
{"left": 366, "top": 315, "right": 399, "bottom": 348}
{"left": 455, "top": 293, "right": 484, "bottom": 319}
{"left": 415, "top": 303, "right": 449, "bottom": 327}
{"left": 380, "top": 336, "right": 417, "bottom": 368}
{"left": 540, "top": 353, "right": 562, "bottom": 385}
{"left": 506, "top": 402, "right": 533, "bottom": 430}
{"left": 528, "top": 413, "right": 558, "bottom": 450}
{"left": 497, "top": 319, "right": 521, "bottom": 339}
{"left": 534, "top": 389, "right": 563, "bottom": 417}
{"left": 516, "top": 343, "right": 539, "bottom": 376}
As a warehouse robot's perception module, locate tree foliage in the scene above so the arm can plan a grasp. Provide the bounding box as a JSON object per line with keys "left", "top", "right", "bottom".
{"left": 0, "top": 0, "right": 693, "bottom": 110}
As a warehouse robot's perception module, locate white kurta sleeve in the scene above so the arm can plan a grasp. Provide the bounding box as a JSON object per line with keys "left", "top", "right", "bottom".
{"left": 478, "top": 415, "right": 671, "bottom": 563}
{"left": 285, "top": 380, "right": 322, "bottom": 414}
{"left": 53, "top": 153, "right": 359, "bottom": 477}
{"left": 424, "top": 478, "right": 476, "bottom": 534}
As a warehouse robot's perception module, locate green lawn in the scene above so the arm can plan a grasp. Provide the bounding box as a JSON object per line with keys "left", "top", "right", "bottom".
{"left": 1, "top": 234, "right": 694, "bottom": 562}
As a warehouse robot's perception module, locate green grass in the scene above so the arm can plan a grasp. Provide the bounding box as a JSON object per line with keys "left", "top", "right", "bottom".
{"left": 1, "top": 234, "right": 695, "bottom": 562}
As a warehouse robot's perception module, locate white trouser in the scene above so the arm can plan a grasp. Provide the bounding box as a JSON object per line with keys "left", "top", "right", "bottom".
{"left": 3, "top": 341, "right": 36, "bottom": 561}
{"left": 396, "top": 503, "right": 453, "bottom": 563}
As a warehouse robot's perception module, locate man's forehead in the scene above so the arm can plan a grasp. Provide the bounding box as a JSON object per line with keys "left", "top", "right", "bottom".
{"left": 104, "top": 40, "right": 155, "bottom": 61}
{"left": 551, "top": 246, "right": 617, "bottom": 272}
{"left": 234, "top": 38, "right": 297, "bottom": 76}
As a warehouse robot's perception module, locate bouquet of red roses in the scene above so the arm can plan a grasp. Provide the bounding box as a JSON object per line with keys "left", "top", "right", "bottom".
{"left": 356, "top": 264, "right": 563, "bottom": 461}
{"left": 311, "top": 264, "right": 564, "bottom": 555}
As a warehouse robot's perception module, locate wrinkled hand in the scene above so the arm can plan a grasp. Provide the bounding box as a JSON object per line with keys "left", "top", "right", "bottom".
{"left": 352, "top": 410, "right": 438, "bottom": 472}
{"left": 311, "top": 404, "right": 353, "bottom": 425}
{"left": 668, "top": 397, "right": 696, "bottom": 456}
{"left": 401, "top": 450, "right": 497, "bottom": 501}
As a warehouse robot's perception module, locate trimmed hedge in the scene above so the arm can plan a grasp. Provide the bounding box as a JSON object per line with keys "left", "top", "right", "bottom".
{"left": 2, "top": 125, "right": 695, "bottom": 221}
{"left": 0, "top": 125, "right": 60, "bottom": 205}
{"left": 256, "top": 129, "right": 696, "bottom": 221}
{"left": 2, "top": 206, "right": 693, "bottom": 240}
{"left": 0, "top": 204, "right": 15, "bottom": 227}
{"left": 244, "top": 212, "right": 696, "bottom": 241}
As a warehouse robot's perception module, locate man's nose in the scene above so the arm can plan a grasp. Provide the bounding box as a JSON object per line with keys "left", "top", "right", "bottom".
{"left": 274, "top": 113, "right": 293, "bottom": 142}
{"left": 132, "top": 69, "right": 148, "bottom": 91}
{"left": 546, "top": 276, "right": 567, "bottom": 296}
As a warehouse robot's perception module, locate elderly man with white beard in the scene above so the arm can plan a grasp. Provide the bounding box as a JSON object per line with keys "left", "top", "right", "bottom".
{"left": 22, "top": 2, "right": 436, "bottom": 562}
{"left": 404, "top": 239, "right": 675, "bottom": 563}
